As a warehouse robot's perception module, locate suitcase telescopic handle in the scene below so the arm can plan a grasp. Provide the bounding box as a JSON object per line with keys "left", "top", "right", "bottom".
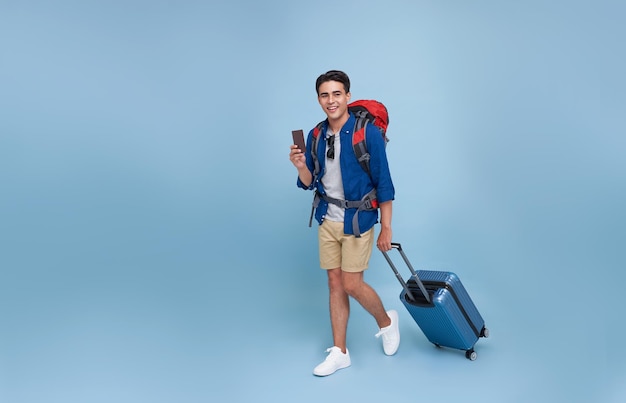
{"left": 382, "top": 243, "right": 431, "bottom": 304}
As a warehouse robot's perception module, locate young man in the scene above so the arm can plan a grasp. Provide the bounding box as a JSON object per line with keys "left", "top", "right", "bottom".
{"left": 289, "top": 70, "right": 400, "bottom": 376}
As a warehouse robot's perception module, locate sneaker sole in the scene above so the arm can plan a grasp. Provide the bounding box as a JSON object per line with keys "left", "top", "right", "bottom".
{"left": 313, "top": 362, "right": 351, "bottom": 377}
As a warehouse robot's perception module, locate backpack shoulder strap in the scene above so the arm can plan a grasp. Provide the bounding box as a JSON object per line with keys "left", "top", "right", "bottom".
{"left": 352, "top": 117, "right": 371, "bottom": 175}
{"left": 311, "top": 121, "right": 324, "bottom": 176}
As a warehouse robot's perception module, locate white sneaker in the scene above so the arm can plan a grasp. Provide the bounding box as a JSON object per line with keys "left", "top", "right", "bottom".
{"left": 375, "top": 310, "right": 400, "bottom": 355}
{"left": 313, "top": 346, "right": 351, "bottom": 376}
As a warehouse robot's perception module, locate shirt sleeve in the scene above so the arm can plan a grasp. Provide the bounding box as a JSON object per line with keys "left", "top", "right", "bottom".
{"left": 365, "top": 124, "right": 395, "bottom": 203}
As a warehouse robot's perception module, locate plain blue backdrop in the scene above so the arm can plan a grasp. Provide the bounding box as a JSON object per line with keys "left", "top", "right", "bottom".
{"left": 1, "top": 1, "right": 624, "bottom": 402}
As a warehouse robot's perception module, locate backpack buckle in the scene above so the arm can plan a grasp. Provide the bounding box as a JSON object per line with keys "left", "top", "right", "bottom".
{"left": 364, "top": 198, "right": 378, "bottom": 210}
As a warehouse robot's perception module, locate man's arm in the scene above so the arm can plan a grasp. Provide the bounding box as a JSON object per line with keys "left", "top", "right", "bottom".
{"left": 377, "top": 200, "right": 392, "bottom": 251}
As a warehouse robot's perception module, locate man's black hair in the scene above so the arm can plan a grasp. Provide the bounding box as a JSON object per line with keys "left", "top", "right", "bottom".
{"left": 315, "top": 70, "right": 351, "bottom": 95}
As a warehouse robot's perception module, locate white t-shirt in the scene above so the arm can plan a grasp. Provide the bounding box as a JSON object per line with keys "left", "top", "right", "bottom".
{"left": 321, "top": 130, "right": 345, "bottom": 222}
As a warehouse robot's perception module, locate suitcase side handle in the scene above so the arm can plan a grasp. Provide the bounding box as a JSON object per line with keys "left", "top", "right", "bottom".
{"left": 382, "top": 243, "right": 431, "bottom": 304}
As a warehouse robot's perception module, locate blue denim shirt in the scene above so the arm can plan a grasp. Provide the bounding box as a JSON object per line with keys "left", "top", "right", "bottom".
{"left": 297, "top": 113, "right": 395, "bottom": 235}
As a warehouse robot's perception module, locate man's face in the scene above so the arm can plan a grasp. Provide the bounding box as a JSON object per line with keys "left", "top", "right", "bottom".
{"left": 317, "top": 80, "right": 351, "bottom": 122}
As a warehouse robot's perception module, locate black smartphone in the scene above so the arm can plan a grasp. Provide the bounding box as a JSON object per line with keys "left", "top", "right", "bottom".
{"left": 291, "top": 129, "right": 306, "bottom": 151}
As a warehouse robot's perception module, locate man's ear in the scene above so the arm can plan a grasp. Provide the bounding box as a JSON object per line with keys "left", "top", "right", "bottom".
{"left": 346, "top": 92, "right": 351, "bottom": 102}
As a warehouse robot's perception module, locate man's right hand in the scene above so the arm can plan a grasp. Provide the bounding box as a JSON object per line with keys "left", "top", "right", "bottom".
{"left": 290, "top": 145, "right": 312, "bottom": 187}
{"left": 289, "top": 145, "right": 306, "bottom": 170}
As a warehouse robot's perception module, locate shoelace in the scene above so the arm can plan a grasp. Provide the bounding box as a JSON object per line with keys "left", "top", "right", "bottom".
{"left": 375, "top": 325, "right": 393, "bottom": 339}
{"left": 323, "top": 347, "right": 342, "bottom": 361}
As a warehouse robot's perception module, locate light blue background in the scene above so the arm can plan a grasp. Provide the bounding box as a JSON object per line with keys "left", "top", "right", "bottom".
{"left": 1, "top": 1, "right": 624, "bottom": 402}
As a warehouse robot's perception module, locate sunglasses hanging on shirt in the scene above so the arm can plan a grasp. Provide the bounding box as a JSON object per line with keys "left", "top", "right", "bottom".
{"left": 327, "top": 135, "right": 335, "bottom": 160}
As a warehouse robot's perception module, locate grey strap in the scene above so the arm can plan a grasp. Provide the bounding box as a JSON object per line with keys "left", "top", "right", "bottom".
{"left": 318, "top": 189, "right": 377, "bottom": 237}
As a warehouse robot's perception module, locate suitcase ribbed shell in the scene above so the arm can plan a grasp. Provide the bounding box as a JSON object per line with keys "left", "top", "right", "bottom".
{"left": 400, "top": 270, "right": 484, "bottom": 351}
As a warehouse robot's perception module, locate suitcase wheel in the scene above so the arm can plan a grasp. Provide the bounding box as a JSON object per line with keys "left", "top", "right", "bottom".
{"left": 480, "top": 326, "right": 490, "bottom": 338}
{"left": 465, "top": 349, "right": 477, "bottom": 361}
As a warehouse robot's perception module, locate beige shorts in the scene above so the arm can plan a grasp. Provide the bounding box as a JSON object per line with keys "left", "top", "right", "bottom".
{"left": 318, "top": 219, "right": 375, "bottom": 272}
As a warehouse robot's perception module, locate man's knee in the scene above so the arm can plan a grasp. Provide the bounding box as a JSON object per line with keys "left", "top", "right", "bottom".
{"left": 327, "top": 268, "right": 344, "bottom": 291}
{"left": 341, "top": 272, "right": 364, "bottom": 296}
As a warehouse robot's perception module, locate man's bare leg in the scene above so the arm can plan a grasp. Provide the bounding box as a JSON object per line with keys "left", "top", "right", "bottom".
{"left": 327, "top": 268, "right": 350, "bottom": 353}
{"left": 341, "top": 271, "right": 391, "bottom": 328}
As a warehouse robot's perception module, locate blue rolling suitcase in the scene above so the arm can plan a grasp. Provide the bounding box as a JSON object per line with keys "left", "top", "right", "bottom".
{"left": 382, "top": 243, "right": 489, "bottom": 360}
